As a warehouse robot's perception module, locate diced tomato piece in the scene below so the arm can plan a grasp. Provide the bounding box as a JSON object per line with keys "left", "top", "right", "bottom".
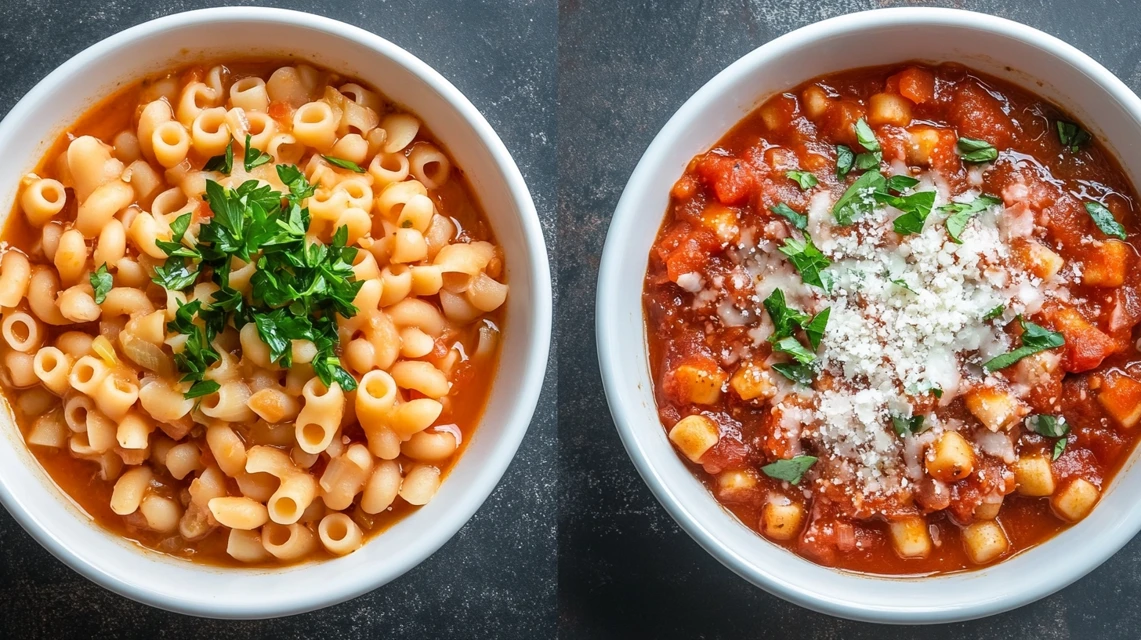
{"left": 889, "top": 67, "right": 936, "bottom": 104}
{"left": 268, "top": 100, "right": 293, "bottom": 125}
{"left": 950, "top": 82, "right": 1015, "bottom": 149}
{"left": 194, "top": 199, "right": 214, "bottom": 221}
{"left": 661, "top": 227, "right": 720, "bottom": 282}
{"left": 695, "top": 154, "right": 754, "bottom": 206}
{"left": 821, "top": 99, "right": 866, "bottom": 147}
{"left": 701, "top": 436, "right": 750, "bottom": 475}
{"left": 671, "top": 174, "right": 699, "bottom": 200}
{"left": 1040, "top": 305, "right": 1119, "bottom": 372}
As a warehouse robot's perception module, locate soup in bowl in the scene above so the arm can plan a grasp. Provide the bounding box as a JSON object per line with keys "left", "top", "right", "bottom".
{"left": 0, "top": 7, "right": 550, "bottom": 618}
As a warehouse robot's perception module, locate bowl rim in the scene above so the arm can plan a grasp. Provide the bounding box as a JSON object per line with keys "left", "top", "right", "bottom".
{"left": 0, "top": 6, "right": 551, "bottom": 618}
{"left": 597, "top": 6, "right": 1141, "bottom": 624}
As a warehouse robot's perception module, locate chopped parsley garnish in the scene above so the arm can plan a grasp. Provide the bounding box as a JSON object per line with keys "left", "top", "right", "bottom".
{"left": 771, "top": 336, "right": 816, "bottom": 364}
{"left": 762, "top": 289, "right": 808, "bottom": 340}
{"left": 786, "top": 170, "right": 818, "bottom": 190}
{"left": 939, "top": 194, "right": 1001, "bottom": 243}
{"left": 803, "top": 308, "right": 830, "bottom": 351}
{"left": 153, "top": 164, "right": 363, "bottom": 397}
{"left": 957, "top": 137, "right": 998, "bottom": 163}
{"left": 185, "top": 380, "right": 222, "bottom": 399}
{"left": 772, "top": 363, "right": 814, "bottom": 386}
{"left": 779, "top": 236, "right": 833, "bottom": 293}
{"left": 852, "top": 117, "right": 882, "bottom": 170}
{"left": 243, "top": 134, "right": 273, "bottom": 172}
{"left": 770, "top": 202, "right": 807, "bottom": 230}
{"left": 323, "top": 155, "right": 367, "bottom": 173}
{"left": 833, "top": 169, "right": 936, "bottom": 230}
{"left": 983, "top": 316, "right": 1065, "bottom": 372}
{"left": 203, "top": 140, "right": 234, "bottom": 174}
{"left": 836, "top": 145, "right": 855, "bottom": 178}
{"left": 89, "top": 263, "right": 112, "bottom": 305}
{"left": 832, "top": 170, "right": 885, "bottom": 226}
{"left": 983, "top": 305, "right": 1005, "bottom": 321}
{"left": 1056, "top": 121, "right": 1091, "bottom": 153}
{"left": 1027, "top": 414, "right": 1070, "bottom": 460}
{"left": 888, "top": 191, "right": 937, "bottom": 235}
{"left": 761, "top": 455, "right": 817, "bottom": 485}
{"left": 1084, "top": 201, "right": 1127, "bottom": 240}
{"left": 890, "top": 277, "right": 916, "bottom": 293}
{"left": 891, "top": 414, "right": 927, "bottom": 437}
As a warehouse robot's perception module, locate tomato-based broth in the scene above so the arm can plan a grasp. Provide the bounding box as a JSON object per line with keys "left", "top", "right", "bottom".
{"left": 3, "top": 60, "right": 507, "bottom": 566}
{"left": 645, "top": 62, "right": 1141, "bottom": 574}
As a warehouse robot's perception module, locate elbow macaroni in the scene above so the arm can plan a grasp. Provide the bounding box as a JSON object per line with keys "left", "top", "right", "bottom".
{"left": 2, "top": 60, "right": 507, "bottom": 566}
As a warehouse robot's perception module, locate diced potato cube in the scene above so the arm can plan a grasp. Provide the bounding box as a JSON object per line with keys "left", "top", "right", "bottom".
{"left": 668, "top": 363, "right": 728, "bottom": 405}
{"left": 716, "top": 469, "right": 759, "bottom": 503}
{"left": 801, "top": 85, "right": 832, "bottom": 121}
{"left": 889, "top": 515, "right": 932, "bottom": 559}
{"left": 1051, "top": 478, "right": 1100, "bottom": 522}
{"left": 730, "top": 361, "right": 776, "bottom": 402}
{"left": 925, "top": 431, "right": 976, "bottom": 483}
{"left": 905, "top": 126, "right": 945, "bottom": 166}
{"left": 1081, "top": 239, "right": 1128, "bottom": 287}
{"left": 962, "top": 520, "right": 1010, "bottom": 565}
{"left": 974, "top": 498, "right": 1003, "bottom": 520}
{"left": 1013, "top": 454, "right": 1056, "bottom": 496}
{"left": 1013, "top": 240, "right": 1064, "bottom": 280}
{"left": 1097, "top": 373, "right": 1141, "bottom": 428}
{"left": 760, "top": 498, "right": 805, "bottom": 541}
{"left": 965, "top": 386, "right": 1027, "bottom": 432}
{"left": 668, "top": 415, "right": 720, "bottom": 463}
{"left": 700, "top": 204, "right": 739, "bottom": 243}
{"left": 868, "top": 92, "right": 913, "bottom": 128}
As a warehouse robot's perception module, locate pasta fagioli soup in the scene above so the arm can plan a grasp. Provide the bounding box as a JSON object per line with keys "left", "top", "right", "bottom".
{"left": 2, "top": 60, "right": 506, "bottom": 565}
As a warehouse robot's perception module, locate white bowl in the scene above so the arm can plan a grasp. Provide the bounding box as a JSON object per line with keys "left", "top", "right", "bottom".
{"left": 597, "top": 7, "right": 1141, "bottom": 624}
{"left": 0, "top": 7, "right": 551, "bottom": 619}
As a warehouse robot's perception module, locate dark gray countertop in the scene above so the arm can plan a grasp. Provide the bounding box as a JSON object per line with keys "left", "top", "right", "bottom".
{"left": 557, "top": 0, "right": 1141, "bottom": 638}
{"left": 0, "top": 1, "right": 556, "bottom": 638}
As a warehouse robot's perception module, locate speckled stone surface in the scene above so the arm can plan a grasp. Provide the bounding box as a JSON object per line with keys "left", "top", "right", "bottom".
{"left": 558, "top": 0, "right": 1141, "bottom": 638}
{"left": 0, "top": 1, "right": 556, "bottom": 638}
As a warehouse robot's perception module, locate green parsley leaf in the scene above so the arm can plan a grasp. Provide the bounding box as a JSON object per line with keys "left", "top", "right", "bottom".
{"left": 786, "top": 170, "right": 818, "bottom": 190}
{"left": 836, "top": 145, "right": 854, "bottom": 178}
{"left": 1056, "top": 121, "right": 1091, "bottom": 153}
{"left": 770, "top": 202, "right": 807, "bottom": 231}
{"left": 891, "top": 414, "right": 927, "bottom": 437}
{"left": 832, "top": 170, "right": 886, "bottom": 226}
{"left": 855, "top": 118, "right": 881, "bottom": 153}
{"left": 152, "top": 260, "right": 199, "bottom": 291}
{"left": 772, "top": 362, "right": 814, "bottom": 386}
{"left": 983, "top": 316, "right": 1065, "bottom": 372}
{"left": 243, "top": 134, "right": 273, "bottom": 172}
{"left": 1084, "top": 201, "right": 1127, "bottom": 240}
{"left": 771, "top": 336, "right": 816, "bottom": 364}
{"left": 890, "top": 277, "right": 916, "bottom": 293}
{"left": 761, "top": 455, "right": 817, "bottom": 485}
{"left": 1027, "top": 414, "right": 1070, "bottom": 438}
{"left": 323, "top": 155, "right": 367, "bottom": 173}
{"left": 185, "top": 380, "right": 221, "bottom": 399}
{"left": 803, "top": 307, "right": 830, "bottom": 351}
{"left": 853, "top": 151, "right": 881, "bottom": 171}
{"left": 779, "top": 236, "right": 833, "bottom": 292}
{"left": 957, "top": 137, "right": 998, "bottom": 163}
{"left": 940, "top": 194, "right": 1001, "bottom": 243}
{"left": 984, "top": 305, "right": 1005, "bottom": 321}
{"left": 762, "top": 289, "right": 808, "bottom": 340}
{"left": 89, "top": 263, "right": 112, "bottom": 304}
{"left": 884, "top": 175, "right": 919, "bottom": 193}
{"left": 888, "top": 191, "right": 937, "bottom": 235}
{"left": 1053, "top": 438, "right": 1068, "bottom": 460}
{"left": 155, "top": 212, "right": 201, "bottom": 259}
{"left": 203, "top": 140, "right": 234, "bottom": 174}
